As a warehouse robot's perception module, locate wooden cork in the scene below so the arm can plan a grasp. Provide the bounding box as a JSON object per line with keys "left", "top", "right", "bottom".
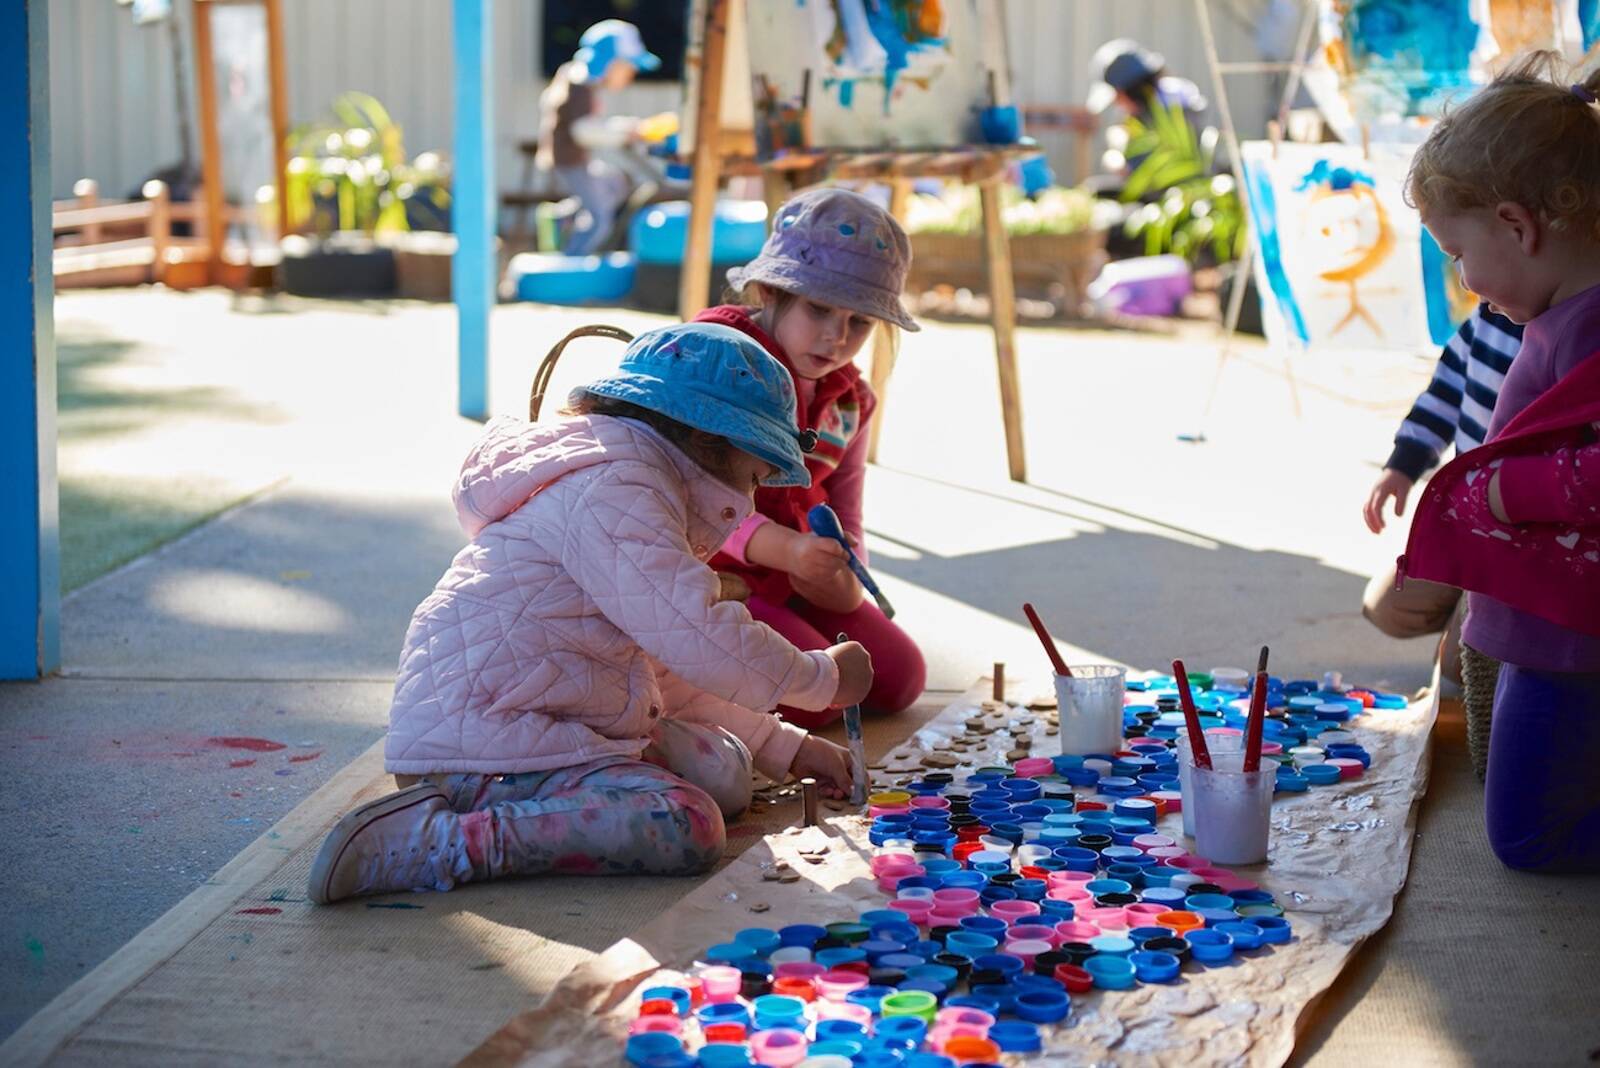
{"left": 993, "top": 662, "right": 1006, "bottom": 701}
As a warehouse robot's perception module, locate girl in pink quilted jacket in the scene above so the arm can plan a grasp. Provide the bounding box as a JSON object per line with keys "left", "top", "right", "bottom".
{"left": 1402, "top": 53, "right": 1600, "bottom": 872}
{"left": 308, "top": 323, "right": 874, "bottom": 903}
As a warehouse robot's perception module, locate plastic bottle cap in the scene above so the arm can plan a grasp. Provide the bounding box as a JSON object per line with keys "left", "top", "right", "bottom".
{"left": 1083, "top": 953, "right": 1137, "bottom": 989}
{"left": 1012, "top": 987, "right": 1071, "bottom": 1022}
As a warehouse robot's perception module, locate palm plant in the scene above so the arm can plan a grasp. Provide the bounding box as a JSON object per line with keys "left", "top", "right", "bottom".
{"left": 1119, "top": 99, "right": 1245, "bottom": 265}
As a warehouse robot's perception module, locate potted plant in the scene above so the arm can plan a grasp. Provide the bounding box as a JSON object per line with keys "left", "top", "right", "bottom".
{"left": 903, "top": 184, "right": 1111, "bottom": 316}
{"left": 279, "top": 92, "right": 454, "bottom": 299}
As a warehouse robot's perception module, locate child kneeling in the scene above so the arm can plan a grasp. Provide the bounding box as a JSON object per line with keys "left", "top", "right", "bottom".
{"left": 309, "top": 323, "right": 870, "bottom": 902}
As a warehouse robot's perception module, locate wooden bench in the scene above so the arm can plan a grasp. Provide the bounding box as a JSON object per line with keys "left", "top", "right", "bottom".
{"left": 52, "top": 179, "right": 172, "bottom": 288}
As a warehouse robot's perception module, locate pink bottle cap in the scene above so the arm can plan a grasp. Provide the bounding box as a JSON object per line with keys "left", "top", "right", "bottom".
{"left": 1190, "top": 867, "right": 1233, "bottom": 882}
{"left": 1206, "top": 872, "right": 1258, "bottom": 893}
{"left": 628, "top": 1014, "right": 683, "bottom": 1036}
{"left": 1260, "top": 741, "right": 1284, "bottom": 755}
{"left": 1166, "top": 854, "right": 1209, "bottom": 870}
{"left": 1152, "top": 790, "right": 1183, "bottom": 812}
{"left": 1124, "top": 902, "right": 1168, "bottom": 919}
{"left": 1132, "top": 833, "right": 1177, "bottom": 852}
{"left": 1047, "top": 869, "right": 1094, "bottom": 886}
{"left": 1003, "top": 938, "right": 1052, "bottom": 965}
{"left": 929, "top": 907, "right": 973, "bottom": 926}
{"left": 1145, "top": 846, "right": 1188, "bottom": 862}
{"left": 1014, "top": 756, "right": 1054, "bottom": 778}
{"left": 814, "top": 999, "right": 872, "bottom": 1025}
{"left": 1055, "top": 920, "right": 1100, "bottom": 942}
{"left": 773, "top": 961, "right": 825, "bottom": 981}
{"left": 988, "top": 899, "right": 1041, "bottom": 922}
{"left": 890, "top": 898, "right": 933, "bottom": 925}
{"left": 869, "top": 853, "right": 917, "bottom": 875}
{"left": 934, "top": 887, "right": 981, "bottom": 908}
{"left": 868, "top": 804, "right": 911, "bottom": 817}
{"left": 909, "top": 795, "right": 951, "bottom": 809}
{"left": 1005, "top": 923, "right": 1060, "bottom": 947}
{"left": 699, "top": 965, "right": 742, "bottom": 1002}
{"left": 1080, "top": 905, "right": 1128, "bottom": 929}
{"left": 814, "top": 969, "right": 868, "bottom": 1001}
{"left": 1046, "top": 885, "right": 1093, "bottom": 905}
{"left": 1327, "top": 757, "right": 1364, "bottom": 779}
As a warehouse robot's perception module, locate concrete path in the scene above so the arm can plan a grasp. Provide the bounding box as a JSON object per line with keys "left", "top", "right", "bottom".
{"left": 2, "top": 288, "right": 1440, "bottom": 1041}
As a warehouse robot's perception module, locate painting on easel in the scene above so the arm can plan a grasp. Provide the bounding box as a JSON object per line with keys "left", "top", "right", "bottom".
{"left": 1242, "top": 141, "right": 1449, "bottom": 352}
{"left": 744, "top": 0, "right": 1012, "bottom": 153}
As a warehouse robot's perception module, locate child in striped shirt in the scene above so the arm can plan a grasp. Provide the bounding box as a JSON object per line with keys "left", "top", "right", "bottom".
{"left": 1360, "top": 303, "right": 1523, "bottom": 683}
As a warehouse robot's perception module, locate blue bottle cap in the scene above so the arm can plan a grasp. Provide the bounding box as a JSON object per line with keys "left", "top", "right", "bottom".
{"left": 1184, "top": 893, "right": 1236, "bottom": 912}
{"left": 1197, "top": 907, "right": 1240, "bottom": 927}
{"left": 693, "top": 1045, "right": 752, "bottom": 1068}
{"left": 960, "top": 914, "right": 1008, "bottom": 936}
{"left": 1064, "top": 767, "right": 1101, "bottom": 787}
{"left": 778, "top": 923, "right": 826, "bottom": 947}
{"left": 1252, "top": 916, "right": 1293, "bottom": 943}
{"left": 695, "top": 1000, "right": 748, "bottom": 1024}
{"left": 945, "top": 992, "right": 1002, "bottom": 1015}
{"left": 814, "top": 1019, "right": 868, "bottom": 1041}
{"left": 815, "top": 947, "right": 867, "bottom": 968}
{"left": 876, "top": 1014, "right": 929, "bottom": 1042}
{"left": 1011, "top": 803, "right": 1052, "bottom": 820}
{"left": 972, "top": 952, "right": 1026, "bottom": 976}
{"left": 1275, "top": 771, "right": 1310, "bottom": 792}
{"left": 1140, "top": 886, "right": 1187, "bottom": 907}
{"left": 640, "top": 985, "right": 690, "bottom": 1015}
{"left": 904, "top": 1055, "right": 957, "bottom": 1068}
{"left": 847, "top": 983, "right": 895, "bottom": 1010}
{"left": 907, "top": 963, "right": 959, "bottom": 986}
{"left": 854, "top": 1053, "right": 906, "bottom": 1068}
{"left": 989, "top": 1019, "right": 1042, "bottom": 1052}
{"left": 624, "top": 1032, "right": 682, "bottom": 1065}
{"left": 969, "top": 982, "right": 1016, "bottom": 1013}
{"left": 877, "top": 952, "right": 926, "bottom": 971}
{"left": 1303, "top": 764, "right": 1342, "bottom": 786}
{"left": 941, "top": 869, "right": 988, "bottom": 890}
{"left": 1089, "top": 934, "right": 1136, "bottom": 956}
{"left": 809, "top": 1039, "right": 866, "bottom": 1058}
{"left": 1039, "top": 898, "right": 1076, "bottom": 921}
{"left": 1229, "top": 888, "right": 1275, "bottom": 905}
{"left": 703, "top": 941, "right": 755, "bottom": 964}
{"left": 898, "top": 976, "right": 949, "bottom": 999}
{"left": 1084, "top": 953, "right": 1138, "bottom": 989}
{"left": 1127, "top": 925, "right": 1171, "bottom": 945}
{"left": 1011, "top": 972, "right": 1066, "bottom": 993}
{"left": 860, "top": 909, "right": 904, "bottom": 928}
{"left": 979, "top": 885, "right": 1017, "bottom": 904}
{"left": 1184, "top": 928, "right": 1236, "bottom": 963}
{"left": 1130, "top": 948, "right": 1181, "bottom": 983}
{"left": 1012, "top": 877, "right": 1047, "bottom": 901}
{"left": 1012, "top": 986, "right": 1071, "bottom": 1022}
{"left": 640, "top": 1051, "right": 695, "bottom": 1068}
{"left": 1216, "top": 921, "right": 1265, "bottom": 951}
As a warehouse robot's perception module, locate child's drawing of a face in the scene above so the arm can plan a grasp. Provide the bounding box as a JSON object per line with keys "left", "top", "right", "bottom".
{"left": 1304, "top": 183, "right": 1389, "bottom": 280}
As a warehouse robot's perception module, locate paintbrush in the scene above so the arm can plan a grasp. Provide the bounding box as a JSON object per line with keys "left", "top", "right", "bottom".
{"left": 838, "top": 631, "right": 868, "bottom": 805}
{"left": 808, "top": 504, "right": 895, "bottom": 619}
{"left": 1172, "top": 658, "right": 1212, "bottom": 770}
{"left": 1023, "top": 602, "right": 1072, "bottom": 677}
{"left": 1243, "top": 645, "right": 1269, "bottom": 772}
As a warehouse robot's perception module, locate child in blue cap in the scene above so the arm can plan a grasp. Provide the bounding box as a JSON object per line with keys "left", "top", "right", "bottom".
{"left": 308, "top": 323, "right": 872, "bottom": 903}
{"left": 536, "top": 19, "right": 661, "bottom": 254}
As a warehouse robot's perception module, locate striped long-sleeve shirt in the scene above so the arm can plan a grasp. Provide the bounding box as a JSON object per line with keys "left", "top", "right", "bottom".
{"left": 1386, "top": 304, "right": 1524, "bottom": 481}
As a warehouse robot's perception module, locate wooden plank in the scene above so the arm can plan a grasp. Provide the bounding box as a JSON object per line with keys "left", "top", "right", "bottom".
{"left": 192, "top": 2, "right": 225, "bottom": 283}
{"left": 265, "top": 0, "right": 291, "bottom": 238}
{"left": 866, "top": 177, "right": 911, "bottom": 464}
{"left": 979, "top": 176, "right": 1026, "bottom": 483}
{"left": 678, "top": 0, "right": 730, "bottom": 319}
{"left": 51, "top": 201, "right": 154, "bottom": 231}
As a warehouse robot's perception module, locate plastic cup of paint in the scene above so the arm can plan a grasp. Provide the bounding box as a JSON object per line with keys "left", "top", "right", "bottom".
{"left": 1189, "top": 762, "right": 1274, "bottom": 866}
{"left": 1084, "top": 953, "right": 1137, "bottom": 989}
{"left": 1177, "top": 730, "right": 1244, "bottom": 838}
{"left": 1056, "top": 666, "right": 1127, "bottom": 756}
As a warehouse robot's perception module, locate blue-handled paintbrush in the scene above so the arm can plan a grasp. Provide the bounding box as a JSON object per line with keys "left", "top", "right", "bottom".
{"left": 808, "top": 504, "right": 896, "bottom": 620}
{"left": 836, "top": 631, "right": 868, "bottom": 805}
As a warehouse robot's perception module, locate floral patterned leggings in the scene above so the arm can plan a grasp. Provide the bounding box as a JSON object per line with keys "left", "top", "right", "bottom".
{"left": 411, "top": 719, "right": 753, "bottom": 882}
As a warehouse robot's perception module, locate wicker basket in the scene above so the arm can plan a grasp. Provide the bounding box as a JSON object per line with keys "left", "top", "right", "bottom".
{"left": 905, "top": 229, "right": 1109, "bottom": 309}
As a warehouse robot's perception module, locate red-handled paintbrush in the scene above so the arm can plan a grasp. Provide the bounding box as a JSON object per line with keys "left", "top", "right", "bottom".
{"left": 1172, "top": 658, "right": 1212, "bottom": 770}
{"left": 1243, "top": 645, "right": 1269, "bottom": 772}
{"left": 1023, "top": 603, "right": 1072, "bottom": 678}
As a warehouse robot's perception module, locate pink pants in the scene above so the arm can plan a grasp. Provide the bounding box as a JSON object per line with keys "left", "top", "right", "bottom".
{"left": 746, "top": 595, "right": 925, "bottom": 729}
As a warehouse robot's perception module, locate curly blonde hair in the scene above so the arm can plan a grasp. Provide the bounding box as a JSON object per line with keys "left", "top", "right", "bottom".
{"left": 1406, "top": 51, "right": 1600, "bottom": 243}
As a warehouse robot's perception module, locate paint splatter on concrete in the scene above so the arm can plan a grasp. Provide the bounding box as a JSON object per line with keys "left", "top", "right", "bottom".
{"left": 208, "top": 737, "right": 286, "bottom": 752}
{"left": 288, "top": 752, "right": 322, "bottom": 764}
{"left": 236, "top": 907, "right": 282, "bottom": 916}
{"left": 366, "top": 902, "right": 424, "bottom": 910}
{"left": 26, "top": 937, "right": 44, "bottom": 962}
{"left": 274, "top": 768, "right": 296, "bottom": 777}
{"left": 228, "top": 758, "right": 257, "bottom": 768}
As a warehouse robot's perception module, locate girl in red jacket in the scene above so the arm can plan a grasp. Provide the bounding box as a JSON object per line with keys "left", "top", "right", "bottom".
{"left": 1402, "top": 53, "right": 1600, "bottom": 872}
{"left": 695, "top": 187, "right": 926, "bottom": 728}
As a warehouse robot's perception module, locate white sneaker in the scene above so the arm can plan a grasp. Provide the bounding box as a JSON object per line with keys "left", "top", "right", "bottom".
{"left": 307, "top": 783, "right": 467, "bottom": 904}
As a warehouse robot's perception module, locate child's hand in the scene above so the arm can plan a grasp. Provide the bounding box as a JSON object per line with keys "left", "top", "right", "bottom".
{"left": 786, "top": 533, "right": 851, "bottom": 587}
{"left": 826, "top": 640, "right": 873, "bottom": 707}
{"left": 1364, "top": 469, "right": 1416, "bottom": 534}
{"left": 789, "top": 734, "right": 853, "bottom": 798}
{"left": 791, "top": 569, "right": 865, "bottom": 614}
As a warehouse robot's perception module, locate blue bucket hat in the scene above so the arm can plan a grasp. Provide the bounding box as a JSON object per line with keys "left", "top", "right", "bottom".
{"left": 574, "top": 323, "right": 814, "bottom": 487}
{"left": 576, "top": 20, "right": 661, "bottom": 81}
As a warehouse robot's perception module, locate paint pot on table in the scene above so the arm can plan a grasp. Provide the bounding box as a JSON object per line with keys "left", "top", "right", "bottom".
{"left": 1056, "top": 666, "right": 1127, "bottom": 756}
{"left": 1176, "top": 728, "right": 1244, "bottom": 839}
{"left": 1189, "top": 762, "right": 1274, "bottom": 865}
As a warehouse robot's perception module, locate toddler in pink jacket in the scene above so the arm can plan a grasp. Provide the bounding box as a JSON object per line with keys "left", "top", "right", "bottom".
{"left": 309, "top": 323, "right": 873, "bottom": 903}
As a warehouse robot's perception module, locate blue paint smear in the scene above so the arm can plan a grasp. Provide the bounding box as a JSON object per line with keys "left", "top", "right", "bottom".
{"left": 839, "top": 78, "right": 854, "bottom": 109}
{"left": 833, "top": 1, "right": 948, "bottom": 114}
{"left": 1581, "top": 0, "right": 1599, "bottom": 49}
{"left": 1344, "top": 0, "right": 1480, "bottom": 105}
{"left": 1295, "top": 160, "right": 1375, "bottom": 192}
{"left": 1419, "top": 228, "right": 1465, "bottom": 346}
{"left": 1243, "top": 157, "right": 1310, "bottom": 346}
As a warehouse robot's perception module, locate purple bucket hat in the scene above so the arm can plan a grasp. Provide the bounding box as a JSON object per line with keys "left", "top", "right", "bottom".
{"left": 727, "top": 187, "right": 920, "bottom": 332}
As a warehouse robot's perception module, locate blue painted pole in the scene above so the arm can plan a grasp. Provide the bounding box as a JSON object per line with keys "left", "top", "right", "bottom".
{"left": 0, "top": 0, "right": 59, "bottom": 680}
{"left": 452, "top": 0, "right": 494, "bottom": 420}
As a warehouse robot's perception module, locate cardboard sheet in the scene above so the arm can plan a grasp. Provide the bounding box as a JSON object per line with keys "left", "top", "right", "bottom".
{"left": 463, "top": 678, "right": 1438, "bottom": 1067}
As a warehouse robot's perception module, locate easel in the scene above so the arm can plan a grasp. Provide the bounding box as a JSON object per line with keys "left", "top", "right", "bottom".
{"left": 191, "top": 0, "right": 290, "bottom": 287}
{"left": 1190, "top": 0, "right": 1320, "bottom": 436}
{"left": 677, "top": 0, "right": 1032, "bottom": 482}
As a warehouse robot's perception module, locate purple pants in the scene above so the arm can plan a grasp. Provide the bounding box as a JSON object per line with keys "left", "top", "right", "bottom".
{"left": 1485, "top": 663, "right": 1600, "bottom": 873}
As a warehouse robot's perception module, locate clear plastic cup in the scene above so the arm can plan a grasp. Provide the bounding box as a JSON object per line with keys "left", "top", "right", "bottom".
{"left": 1177, "top": 730, "right": 1244, "bottom": 839}
{"left": 1189, "top": 763, "right": 1275, "bottom": 865}
{"left": 1055, "top": 666, "right": 1128, "bottom": 755}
